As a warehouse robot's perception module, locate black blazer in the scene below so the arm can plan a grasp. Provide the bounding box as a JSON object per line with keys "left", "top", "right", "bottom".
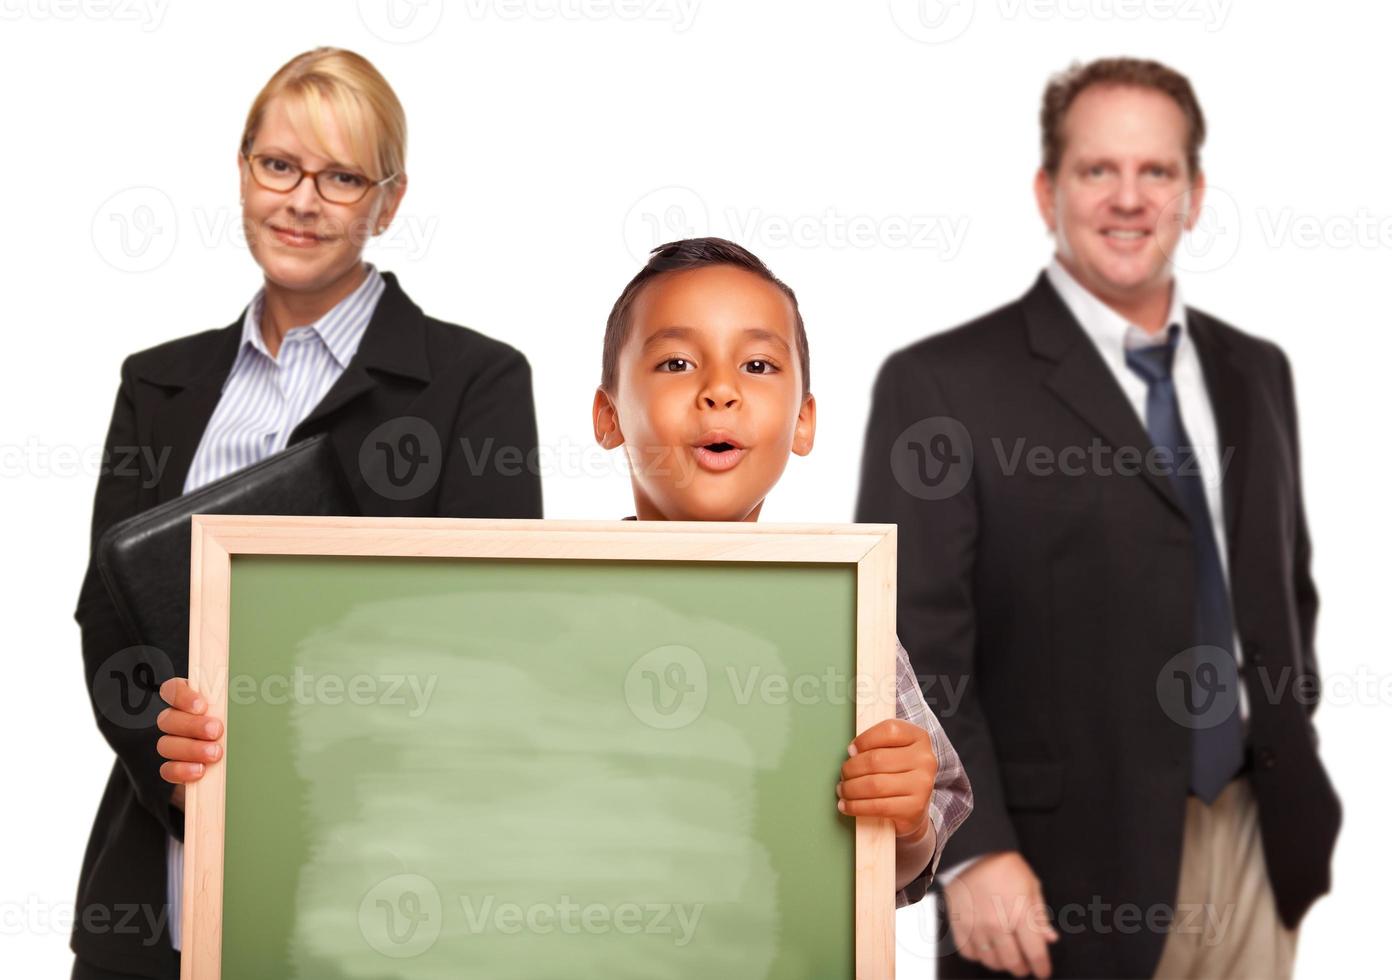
{"left": 71, "top": 272, "right": 543, "bottom": 977}
{"left": 855, "top": 273, "right": 1340, "bottom": 978}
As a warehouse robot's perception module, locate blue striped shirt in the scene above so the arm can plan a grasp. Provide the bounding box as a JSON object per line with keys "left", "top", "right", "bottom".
{"left": 180, "top": 265, "right": 385, "bottom": 493}
{"left": 167, "top": 262, "right": 385, "bottom": 950}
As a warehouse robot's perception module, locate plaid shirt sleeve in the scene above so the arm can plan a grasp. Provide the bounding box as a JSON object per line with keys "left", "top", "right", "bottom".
{"left": 894, "top": 633, "right": 973, "bottom": 908}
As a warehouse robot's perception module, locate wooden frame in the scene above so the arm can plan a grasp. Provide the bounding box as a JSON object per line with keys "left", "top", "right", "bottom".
{"left": 182, "top": 515, "right": 898, "bottom": 979}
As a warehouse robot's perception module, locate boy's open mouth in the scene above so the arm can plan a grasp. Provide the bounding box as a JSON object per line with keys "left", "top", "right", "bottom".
{"left": 691, "top": 433, "right": 748, "bottom": 473}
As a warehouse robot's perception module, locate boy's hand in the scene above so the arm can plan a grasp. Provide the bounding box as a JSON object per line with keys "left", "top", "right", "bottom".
{"left": 836, "top": 718, "right": 937, "bottom": 840}
{"left": 157, "top": 678, "right": 223, "bottom": 798}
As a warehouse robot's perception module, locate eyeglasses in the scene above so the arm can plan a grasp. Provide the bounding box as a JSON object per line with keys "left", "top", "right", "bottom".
{"left": 242, "top": 152, "right": 397, "bottom": 205}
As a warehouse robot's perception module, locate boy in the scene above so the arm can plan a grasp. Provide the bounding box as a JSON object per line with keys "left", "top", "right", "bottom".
{"left": 591, "top": 237, "right": 972, "bottom": 903}
{"left": 157, "top": 237, "right": 973, "bottom": 907}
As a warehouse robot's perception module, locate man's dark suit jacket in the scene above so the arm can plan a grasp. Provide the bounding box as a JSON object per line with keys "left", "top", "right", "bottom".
{"left": 855, "top": 273, "right": 1340, "bottom": 978}
{"left": 72, "top": 272, "right": 543, "bottom": 977}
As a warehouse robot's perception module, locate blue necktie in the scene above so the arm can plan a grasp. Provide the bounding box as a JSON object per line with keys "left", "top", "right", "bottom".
{"left": 1126, "top": 326, "right": 1245, "bottom": 803}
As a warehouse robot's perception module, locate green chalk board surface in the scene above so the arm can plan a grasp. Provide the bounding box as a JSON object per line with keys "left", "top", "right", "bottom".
{"left": 220, "top": 554, "right": 860, "bottom": 978}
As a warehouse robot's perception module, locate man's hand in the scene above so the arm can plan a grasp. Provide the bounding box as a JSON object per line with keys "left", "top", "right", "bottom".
{"left": 837, "top": 718, "right": 937, "bottom": 841}
{"left": 943, "top": 851, "right": 1058, "bottom": 978}
{"left": 157, "top": 678, "right": 223, "bottom": 804}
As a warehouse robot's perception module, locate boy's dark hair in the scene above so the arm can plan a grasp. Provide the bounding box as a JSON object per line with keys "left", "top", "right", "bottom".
{"left": 601, "top": 237, "right": 811, "bottom": 398}
{"left": 1040, "top": 57, "right": 1206, "bottom": 178}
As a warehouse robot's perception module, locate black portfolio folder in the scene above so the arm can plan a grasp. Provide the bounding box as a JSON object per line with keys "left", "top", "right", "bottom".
{"left": 95, "top": 433, "right": 359, "bottom": 665}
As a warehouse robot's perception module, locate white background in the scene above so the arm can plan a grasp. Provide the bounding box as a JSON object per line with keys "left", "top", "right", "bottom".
{"left": 2, "top": 1, "right": 1388, "bottom": 976}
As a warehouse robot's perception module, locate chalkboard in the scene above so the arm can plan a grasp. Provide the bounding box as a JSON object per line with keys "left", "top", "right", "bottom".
{"left": 182, "top": 516, "right": 898, "bottom": 979}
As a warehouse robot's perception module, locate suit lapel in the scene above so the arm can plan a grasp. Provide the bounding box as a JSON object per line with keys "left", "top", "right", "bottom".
{"left": 1023, "top": 273, "right": 1188, "bottom": 521}
{"left": 142, "top": 272, "right": 433, "bottom": 505}
{"left": 288, "top": 271, "right": 432, "bottom": 440}
{"left": 1187, "top": 311, "right": 1250, "bottom": 559}
{"left": 143, "top": 321, "right": 243, "bottom": 504}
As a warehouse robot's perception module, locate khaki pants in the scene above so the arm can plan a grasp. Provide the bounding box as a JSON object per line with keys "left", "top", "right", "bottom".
{"left": 1153, "top": 777, "right": 1298, "bottom": 979}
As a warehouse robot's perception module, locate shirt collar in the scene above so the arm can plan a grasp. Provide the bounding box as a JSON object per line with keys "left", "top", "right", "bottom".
{"left": 1045, "top": 256, "right": 1187, "bottom": 359}
{"left": 239, "top": 263, "right": 386, "bottom": 369}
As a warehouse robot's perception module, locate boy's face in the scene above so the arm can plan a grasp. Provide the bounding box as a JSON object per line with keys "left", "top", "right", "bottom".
{"left": 593, "top": 264, "right": 816, "bottom": 522}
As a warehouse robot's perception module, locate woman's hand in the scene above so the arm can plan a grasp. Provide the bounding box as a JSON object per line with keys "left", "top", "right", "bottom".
{"left": 157, "top": 678, "right": 223, "bottom": 805}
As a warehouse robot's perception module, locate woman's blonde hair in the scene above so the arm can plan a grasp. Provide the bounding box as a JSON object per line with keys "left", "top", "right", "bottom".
{"left": 240, "top": 47, "right": 406, "bottom": 185}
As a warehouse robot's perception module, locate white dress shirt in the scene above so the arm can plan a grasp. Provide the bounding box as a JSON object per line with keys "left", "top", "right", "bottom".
{"left": 1044, "top": 258, "right": 1232, "bottom": 569}
{"left": 167, "top": 263, "right": 385, "bottom": 950}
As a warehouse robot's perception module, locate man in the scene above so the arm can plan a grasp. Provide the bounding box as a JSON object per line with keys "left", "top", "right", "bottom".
{"left": 856, "top": 58, "right": 1339, "bottom": 978}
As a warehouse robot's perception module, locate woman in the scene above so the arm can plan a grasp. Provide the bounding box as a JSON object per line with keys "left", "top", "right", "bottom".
{"left": 72, "top": 48, "right": 542, "bottom": 979}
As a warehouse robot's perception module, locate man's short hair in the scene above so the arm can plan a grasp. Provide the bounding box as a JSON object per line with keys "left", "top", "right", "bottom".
{"left": 1041, "top": 57, "right": 1206, "bottom": 178}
